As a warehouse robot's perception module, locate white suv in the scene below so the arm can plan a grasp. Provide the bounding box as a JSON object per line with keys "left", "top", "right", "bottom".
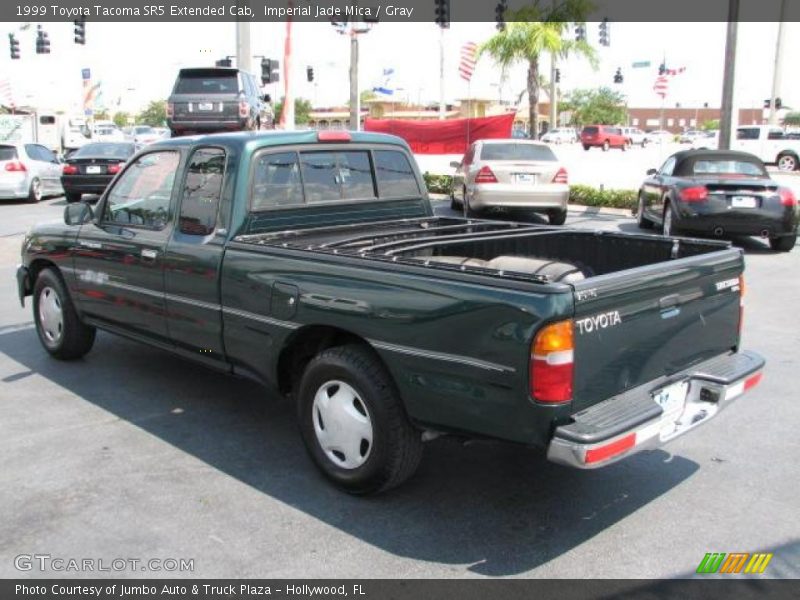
{"left": 541, "top": 128, "right": 578, "bottom": 144}
{"left": 621, "top": 127, "right": 647, "bottom": 147}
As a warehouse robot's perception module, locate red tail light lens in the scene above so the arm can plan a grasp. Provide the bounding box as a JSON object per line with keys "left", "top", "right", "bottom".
{"left": 4, "top": 160, "right": 26, "bottom": 172}
{"left": 552, "top": 167, "right": 568, "bottom": 184}
{"left": 779, "top": 187, "right": 797, "bottom": 207}
{"left": 166, "top": 102, "right": 174, "bottom": 118}
{"left": 474, "top": 165, "right": 498, "bottom": 184}
{"left": 531, "top": 320, "right": 574, "bottom": 403}
{"left": 585, "top": 434, "right": 636, "bottom": 464}
{"left": 239, "top": 101, "right": 249, "bottom": 118}
{"left": 107, "top": 163, "right": 124, "bottom": 175}
{"left": 680, "top": 186, "right": 708, "bottom": 202}
{"left": 61, "top": 164, "right": 78, "bottom": 175}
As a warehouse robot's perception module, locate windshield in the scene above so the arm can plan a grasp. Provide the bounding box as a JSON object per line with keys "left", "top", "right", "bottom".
{"left": 480, "top": 143, "right": 557, "bottom": 161}
{"left": 134, "top": 127, "right": 154, "bottom": 134}
{"left": 72, "top": 143, "right": 135, "bottom": 159}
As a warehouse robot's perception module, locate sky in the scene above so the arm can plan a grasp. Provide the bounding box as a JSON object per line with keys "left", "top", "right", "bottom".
{"left": 0, "top": 20, "right": 795, "bottom": 117}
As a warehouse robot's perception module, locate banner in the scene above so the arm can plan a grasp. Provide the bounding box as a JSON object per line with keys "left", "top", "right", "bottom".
{"left": 365, "top": 113, "right": 516, "bottom": 154}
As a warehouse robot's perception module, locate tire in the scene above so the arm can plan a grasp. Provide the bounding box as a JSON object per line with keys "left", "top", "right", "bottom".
{"left": 769, "top": 235, "right": 796, "bottom": 252}
{"left": 65, "top": 192, "right": 82, "bottom": 203}
{"left": 463, "top": 187, "right": 479, "bottom": 218}
{"left": 297, "top": 344, "right": 423, "bottom": 494}
{"left": 449, "top": 186, "right": 460, "bottom": 210}
{"left": 662, "top": 201, "right": 679, "bottom": 236}
{"left": 548, "top": 208, "right": 568, "bottom": 225}
{"left": 602, "top": 140, "right": 610, "bottom": 152}
{"left": 623, "top": 140, "right": 632, "bottom": 151}
{"left": 583, "top": 144, "right": 590, "bottom": 151}
{"left": 33, "top": 268, "right": 96, "bottom": 360}
{"left": 776, "top": 153, "right": 798, "bottom": 172}
{"left": 642, "top": 139, "right": 648, "bottom": 148}
{"left": 637, "top": 194, "right": 654, "bottom": 229}
{"left": 27, "top": 177, "right": 43, "bottom": 203}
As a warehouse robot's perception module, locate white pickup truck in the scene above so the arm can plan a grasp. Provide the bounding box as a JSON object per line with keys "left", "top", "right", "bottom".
{"left": 692, "top": 124, "right": 800, "bottom": 171}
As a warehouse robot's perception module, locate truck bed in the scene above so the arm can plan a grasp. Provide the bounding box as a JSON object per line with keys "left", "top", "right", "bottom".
{"left": 234, "top": 216, "right": 732, "bottom": 284}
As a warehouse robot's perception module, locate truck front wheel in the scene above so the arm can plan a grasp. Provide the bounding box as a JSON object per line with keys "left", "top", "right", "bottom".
{"left": 777, "top": 152, "right": 798, "bottom": 172}
{"left": 33, "top": 268, "right": 96, "bottom": 360}
{"left": 297, "top": 344, "right": 423, "bottom": 494}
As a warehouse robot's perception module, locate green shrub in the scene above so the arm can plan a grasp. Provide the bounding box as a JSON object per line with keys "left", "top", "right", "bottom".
{"left": 423, "top": 172, "right": 453, "bottom": 195}
{"left": 569, "top": 184, "right": 637, "bottom": 210}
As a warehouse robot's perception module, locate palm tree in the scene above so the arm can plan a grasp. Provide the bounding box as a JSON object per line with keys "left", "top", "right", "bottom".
{"left": 481, "top": 7, "right": 596, "bottom": 137}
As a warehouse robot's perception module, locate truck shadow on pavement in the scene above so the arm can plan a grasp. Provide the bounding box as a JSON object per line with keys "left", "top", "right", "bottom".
{"left": 0, "top": 328, "right": 699, "bottom": 577}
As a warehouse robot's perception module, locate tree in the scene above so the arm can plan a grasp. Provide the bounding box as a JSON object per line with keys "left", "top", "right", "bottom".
{"left": 561, "top": 87, "right": 627, "bottom": 126}
{"left": 273, "top": 98, "right": 313, "bottom": 125}
{"left": 783, "top": 112, "right": 800, "bottom": 127}
{"left": 93, "top": 109, "right": 110, "bottom": 121}
{"left": 137, "top": 100, "right": 167, "bottom": 127}
{"left": 360, "top": 89, "right": 377, "bottom": 104}
{"left": 112, "top": 112, "right": 130, "bottom": 128}
{"left": 481, "top": 1, "right": 596, "bottom": 137}
{"left": 700, "top": 119, "right": 720, "bottom": 131}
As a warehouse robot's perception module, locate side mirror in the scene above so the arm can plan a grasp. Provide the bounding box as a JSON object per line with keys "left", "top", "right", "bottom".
{"left": 646, "top": 168, "right": 657, "bottom": 176}
{"left": 449, "top": 161, "right": 461, "bottom": 169}
{"left": 64, "top": 202, "right": 93, "bottom": 226}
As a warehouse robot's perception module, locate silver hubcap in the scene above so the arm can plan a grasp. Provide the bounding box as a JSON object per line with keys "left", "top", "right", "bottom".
{"left": 312, "top": 380, "right": 373, "bottom": 470}
{"left": 38, "top": 286, "right": 63, "bottom": 345}
{"left": 32, "top": 179, "right": 41, "bottom": 200}
{"left": 779, "top": 156, "right": 795, "bottom": 171}
{"left": 664, "top": 208, "right": 673, "bottom": 235}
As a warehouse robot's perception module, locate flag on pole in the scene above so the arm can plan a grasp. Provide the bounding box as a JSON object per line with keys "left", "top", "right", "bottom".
{"left": 653, "top": 67, "right": 686, "bottom": 98}
{"left": 459, "top": 42, "right": 478, "bottom": 82}
{"left": 373, "top": 68, "right": 395, "bottom": 96}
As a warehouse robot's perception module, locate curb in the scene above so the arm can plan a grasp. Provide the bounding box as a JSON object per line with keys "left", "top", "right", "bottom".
{"left": 428, "top": 194, "right": 634, "bottom": 218}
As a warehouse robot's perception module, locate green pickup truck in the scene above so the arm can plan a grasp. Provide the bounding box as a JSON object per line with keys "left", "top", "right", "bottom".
{"left": 17, "top": 130, "right": 765, "bottom": 494}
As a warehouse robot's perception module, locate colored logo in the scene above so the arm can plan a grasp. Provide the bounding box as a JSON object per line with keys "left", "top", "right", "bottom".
{"left": 696, "top": 552, "right": 773, "bottom": 574}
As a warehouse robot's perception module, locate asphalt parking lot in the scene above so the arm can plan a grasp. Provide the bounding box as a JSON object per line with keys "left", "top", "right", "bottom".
{"left": 0, "top": 193, "right": 798, "bottom": 579}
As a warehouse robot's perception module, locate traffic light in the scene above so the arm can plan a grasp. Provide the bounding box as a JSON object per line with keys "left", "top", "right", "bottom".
{"left": 764, "top": 98, "right": 783, "bottom": 109}
{"left": 306, "top": 66, "right": 314, "bottom": 82}
{"left": 495, "top": 0, "right": 507, "bottom": 31}
{"left": 659, "top": 62, "right": 666, "bottom": 75}
{"left": 35, "top": 26, "right": 50, "bottom": 54}
{"left": 555, "top": 68, "right": 561, "bottom": 83}
{"left": 575, "top": 24, "right": 586, "bottom": 42}
{"left": 74, "top": 16, "right": 86, "bottom": 45}
{"left": 261, "top": 58, "right": 280, "bottom": 85}
{"left": 613, "top": 67, "right": 623, "bottom": 84}
{"left": 434, "top": 0, "right": 449, "bottom": 28}
{"left": 9, "top": 33, "right": 20, "bottom": 60}
{"left": 599, "top": 18, "right": 610, "bottom": 46}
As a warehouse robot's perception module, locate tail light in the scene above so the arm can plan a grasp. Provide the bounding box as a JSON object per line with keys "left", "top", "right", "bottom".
{"left": 4, "top": 160, "right": 26, "bottom": 172}
{"left": 680, "top": 186, "right": 708, "bottom": 202}
{"left": 531, "top": 320, "right": 574, "bottom": 403}
{"left": 166, "top": 102, "right": 174, "bottom": 118}
{"left": 107, "top": 163, "right": 124, "bottom": 175}
{"left": 552, "top": 167, "right": 568, "bottom": 184}
{"left": 318, "top": 131, "right": 352, "bottom": 142}
{"left": 239, "top": 100, "right": 249, "bottom": 118}
{"left": 738, "top": 275, "right": 745, "bottom": 335}
{"left": 61, "top": 164, "right": 78, "bottom": 175}
{"left": 585, "top": 434, "right": 636, "bottom": 464}
{"left": 779, "top": 187, "right": 797, "bottom": 207}
{"left": 474, "top": 165, "right": 498, "bottom": 184}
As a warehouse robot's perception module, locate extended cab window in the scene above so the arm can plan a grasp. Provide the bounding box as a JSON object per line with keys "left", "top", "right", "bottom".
{"left": 104, "top": 151, "right": 180, "bottom": 229}
{"left": 252, "top": 152, "right": 304, "bottom": 210}
{"left": 374, "top": 150, "right": 420, "bottom": 197}
{"left": 300, "top": 151, "right": 375, "bottom": 203}
{"left": 179, "top": 147, "right": 226, "bottom": 235}
{"left": 737, "top": 128, "right": 760, "bottom": 140}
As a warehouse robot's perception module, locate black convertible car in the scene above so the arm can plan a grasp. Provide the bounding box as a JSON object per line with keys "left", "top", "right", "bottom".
{"left": 636, "top": 149, "right": 798, "bottom": 252}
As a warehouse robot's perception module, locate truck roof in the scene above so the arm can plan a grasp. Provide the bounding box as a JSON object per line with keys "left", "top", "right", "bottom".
{"left": 153, "top": 130, "right": 411, "bottom": 151}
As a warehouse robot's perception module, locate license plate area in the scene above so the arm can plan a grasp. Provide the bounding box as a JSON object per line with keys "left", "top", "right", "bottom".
{"left": 514, "top": 173, "right": 537, "bottom": 184}
{"left": 85, "top": 166, "right": 103, "bottom": 174}
{"left": 652, "top": 379, "right": 689, "bottom": 417}
{"left": 198, "top": 102, "right": 214, "bottom": 111}
{"left": 730, "top": 195, "right": 757, "bottom": 208}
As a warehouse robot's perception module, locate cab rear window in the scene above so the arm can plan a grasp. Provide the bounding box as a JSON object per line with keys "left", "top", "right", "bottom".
{"left": 480, "top": 143, "right": 556, "bottom": 162}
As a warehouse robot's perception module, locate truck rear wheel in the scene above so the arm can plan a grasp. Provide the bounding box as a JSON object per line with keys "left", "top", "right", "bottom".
{"left": 297, "top": 344, "right": 422, "bottom": 494}
{"left": 33, "top": 268, "right": 96, "bottom": 360}
{"left": 548, "top": 208, "right": 568, "bottom": 225}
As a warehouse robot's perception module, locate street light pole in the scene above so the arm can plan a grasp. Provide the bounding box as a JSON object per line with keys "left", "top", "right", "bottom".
{"left": 549, "top": 54, "right": 557, "bottom": 129}
{"left": 349, "top": 31, "right": 359, "bottom": 130}
{"left": 769, "top": 0, "right": 788, "bottom": 125}
{"left": 718, "top": 0, "right": 739, "bottom": 151}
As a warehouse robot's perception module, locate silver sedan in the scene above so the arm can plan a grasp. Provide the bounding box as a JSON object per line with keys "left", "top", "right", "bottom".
{"left": 0, "top": 142, "right": 64, "bottom": 202}
{"left": 450, "top": 139, "right": 570, "bottom": 224}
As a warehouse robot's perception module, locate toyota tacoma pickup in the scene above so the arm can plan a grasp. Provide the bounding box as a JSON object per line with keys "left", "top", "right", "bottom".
{"left": 17, "top": 130, "right": 765, "bottom": 494}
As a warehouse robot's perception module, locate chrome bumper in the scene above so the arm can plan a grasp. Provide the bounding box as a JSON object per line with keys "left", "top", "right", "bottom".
{"left": 547, "top": 350, "right": 765, "bottom": 469}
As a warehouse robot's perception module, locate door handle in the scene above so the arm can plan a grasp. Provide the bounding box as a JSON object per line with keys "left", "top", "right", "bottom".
{"left": 141, "top": 249, "right": 158, "bottom": 261}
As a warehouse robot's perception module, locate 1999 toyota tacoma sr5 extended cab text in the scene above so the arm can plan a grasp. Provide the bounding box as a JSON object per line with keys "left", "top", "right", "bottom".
{"left": 17, "top": 130, "right": 765, "bottom": 494}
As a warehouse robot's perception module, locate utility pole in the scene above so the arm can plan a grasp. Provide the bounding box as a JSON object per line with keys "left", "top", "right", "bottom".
{"left": 349, "top": 31, "right": 359, "bottom": 130}
{"left": 439, "top": 26, "right": 445, "bottom": 119}
{"left": 769, "top": 0, "right": 788, "bottom": 125}
{"left": 549, "top": 54, "right": 557, "bottom": 130}
{"left": 718, "top": 0, "right": 739, "bottom": 150}
{"left": 235, "top": 10, "right": 251, "bottom": 73}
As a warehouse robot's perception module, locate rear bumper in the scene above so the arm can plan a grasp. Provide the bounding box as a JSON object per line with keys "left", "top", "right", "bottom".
{"left": 168, "top": 119, "right": 248, "bottom": 132}
{"left": 61, "top": 175, "right": 114, "bottom": 194}
{"left": 676, "top": 209, "right": 798, "bottom": 237}
{"left": 0, "top": 174, "right": 31, "bottom": 199}
{"left": 547, "top": 350, "right": 765, "bottom": 469}
{"left": 470, "top": 184, "right": 569, "bottom": 210}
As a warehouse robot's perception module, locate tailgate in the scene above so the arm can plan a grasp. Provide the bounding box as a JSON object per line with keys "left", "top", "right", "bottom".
{"left": 569, "top": 248, "right": 743, "bottom": 412}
